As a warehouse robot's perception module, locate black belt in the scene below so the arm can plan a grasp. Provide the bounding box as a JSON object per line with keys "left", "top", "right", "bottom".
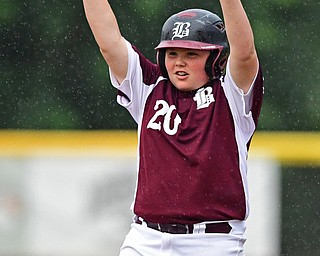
{"left": 135, "top": 219, "right": 232, "bottom": 234}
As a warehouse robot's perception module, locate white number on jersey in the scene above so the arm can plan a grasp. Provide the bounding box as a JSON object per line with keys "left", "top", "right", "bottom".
{"left": 147, "top": 100, "right": 182, "bottom": 136}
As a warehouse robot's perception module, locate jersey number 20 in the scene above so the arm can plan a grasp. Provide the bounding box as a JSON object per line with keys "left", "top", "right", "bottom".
{"left": 147, "top": 100, "right": 182, "bottom": 136}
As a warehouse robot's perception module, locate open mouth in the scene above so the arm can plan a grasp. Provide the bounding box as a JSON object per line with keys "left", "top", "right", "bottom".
{"left": 175, "top": 71, "right": 188, "bottom": 76}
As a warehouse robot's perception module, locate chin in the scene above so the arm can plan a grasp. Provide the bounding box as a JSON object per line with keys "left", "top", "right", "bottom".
{"left": 171, "top": 82, "right": 191, "bottom": 91}
{"left": 174, "top": 85, "right": 192, "bottom": 91}
{"left": 180, "top": 87, "right": 193, "bottom": 91}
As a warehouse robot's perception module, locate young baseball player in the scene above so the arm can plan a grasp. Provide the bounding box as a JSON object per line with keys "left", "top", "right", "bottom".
{"left": 83, "top": 0, "right": 263, "bottom": 255}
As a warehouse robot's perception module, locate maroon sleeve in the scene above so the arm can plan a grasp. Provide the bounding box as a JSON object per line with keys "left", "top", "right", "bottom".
{"left": 251, "top": 66, "right": 264, "bottom": 127}
{"left": 131, "top": 45, "right": 161, "bottom": 86}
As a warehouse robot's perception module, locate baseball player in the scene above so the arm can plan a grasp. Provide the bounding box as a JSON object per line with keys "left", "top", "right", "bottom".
{"left": 83, "top": 0, "right": 263, "bottom": 255}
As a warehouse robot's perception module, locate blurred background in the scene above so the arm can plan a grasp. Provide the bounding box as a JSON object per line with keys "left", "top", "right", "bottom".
{"left": 0, "top": 0, "right": 319, "bottom": 255}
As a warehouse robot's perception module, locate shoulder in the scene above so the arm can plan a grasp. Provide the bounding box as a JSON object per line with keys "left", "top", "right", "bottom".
{"left": 124, "top": 41, "right": 161, "bottom": 86}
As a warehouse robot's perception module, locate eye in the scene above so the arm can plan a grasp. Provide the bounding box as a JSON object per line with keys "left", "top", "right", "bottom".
{"left": 167, "top": 51, "right": 178, "bottom": 57}
{"left": 187, "top": 51, "right": 199, "bottom": 57}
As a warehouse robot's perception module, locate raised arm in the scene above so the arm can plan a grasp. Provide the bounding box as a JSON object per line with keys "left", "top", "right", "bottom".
{"left": 83, "top": 0, "right": 128, "bottom": 83}
{"left": 219, "top": 0, "right": 258, "bottom": 93}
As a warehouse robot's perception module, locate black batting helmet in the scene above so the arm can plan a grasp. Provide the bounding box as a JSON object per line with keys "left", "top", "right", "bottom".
{"left": 155, "top": 9, "right": 229, "bottom": 80}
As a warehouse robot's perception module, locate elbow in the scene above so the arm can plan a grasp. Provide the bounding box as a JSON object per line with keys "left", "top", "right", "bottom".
{"left": 229, "top": 32, "right": 257, "bottom": 62}
{"left": 236, "top": 44, "right": 257, "bottom": 64}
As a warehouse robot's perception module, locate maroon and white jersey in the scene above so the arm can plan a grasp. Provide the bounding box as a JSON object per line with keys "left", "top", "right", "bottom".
{"left": 110, "top": 40, "right": 264, "bottom": 225}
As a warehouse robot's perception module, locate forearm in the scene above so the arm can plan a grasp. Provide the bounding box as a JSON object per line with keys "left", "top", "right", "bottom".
{"left": 219, "top": 0, "right": 256, "bottom": 59}
{"left": 83, "top": 0, "right": 128, "bottom": 82}
{"left": 83, "top": 0, "right": 122, "bottom": 52}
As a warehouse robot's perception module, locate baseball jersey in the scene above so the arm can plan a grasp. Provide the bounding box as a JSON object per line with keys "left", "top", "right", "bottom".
{"left": 110, "top": 39, "right": 264, "bottom": 225}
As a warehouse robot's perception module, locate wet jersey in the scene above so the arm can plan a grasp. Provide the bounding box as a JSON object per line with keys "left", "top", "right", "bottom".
{"left": 110, "top": 40, "right": 264, "bottom": 225}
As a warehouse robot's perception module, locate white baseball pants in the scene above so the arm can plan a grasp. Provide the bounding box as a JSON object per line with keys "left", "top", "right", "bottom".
{"left": 119, "top": 221, "right": 246, "bottom": 256}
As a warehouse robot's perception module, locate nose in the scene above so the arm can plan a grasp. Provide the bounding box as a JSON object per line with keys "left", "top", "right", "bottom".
{"left": 175, "top": 56, "right": 186, "bottom": 67}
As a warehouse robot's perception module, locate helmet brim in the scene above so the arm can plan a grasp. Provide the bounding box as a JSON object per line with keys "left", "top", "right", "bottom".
{"left": 155, "top": 40, "right": 223, "bottom": 51}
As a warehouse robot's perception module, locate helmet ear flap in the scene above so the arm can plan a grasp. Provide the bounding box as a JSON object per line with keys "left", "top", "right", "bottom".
{"left": 205, "top": 49, "right": 228, "bottom": 80}
{"left": 217, "top": 56, "right": 228, "bottom": 77}
{"left": 205, "top": 50, "right": 219, "bottom": 80}
{"left": 157, "top": 49, "right": 168, "bottom": 78}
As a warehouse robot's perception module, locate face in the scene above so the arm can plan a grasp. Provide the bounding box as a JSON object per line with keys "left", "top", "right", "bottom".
{"left": 165, "top": 48, "right": 210, "bottom": 91}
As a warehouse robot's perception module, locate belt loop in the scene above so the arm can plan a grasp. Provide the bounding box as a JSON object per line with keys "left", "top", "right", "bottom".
{"left": 138, "top": 216, "right": 148, "bottom": 228}
{"left": 192, "top": 223, "right": 206, "bottom": 234}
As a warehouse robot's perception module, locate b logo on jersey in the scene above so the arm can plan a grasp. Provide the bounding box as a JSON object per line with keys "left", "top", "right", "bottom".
{"left": 172, "top": 22, "right": 191, "bottom": 39}
{"left": 193, "top": 87, "right": 215, "bottom": 110}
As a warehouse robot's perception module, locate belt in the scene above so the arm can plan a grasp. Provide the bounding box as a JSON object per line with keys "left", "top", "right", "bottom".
{"left": 135, "top": 219, "right": 232, "bottom": 234}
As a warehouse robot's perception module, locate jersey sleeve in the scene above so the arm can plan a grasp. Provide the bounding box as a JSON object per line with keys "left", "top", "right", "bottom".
{"left": 222, "top": 60, "right": 264, "bottom": 138}
{"left": 109, "top": 39, "right": 160, "bottom": 123}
